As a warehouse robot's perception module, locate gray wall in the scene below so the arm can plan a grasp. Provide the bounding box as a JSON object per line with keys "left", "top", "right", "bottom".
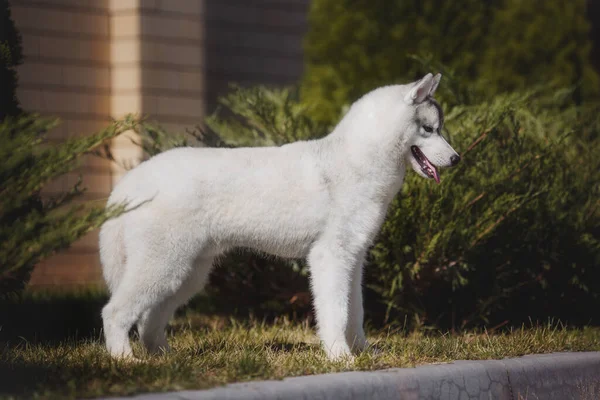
{"left": 204, "top": 0, "right": 310, "bottom": 111}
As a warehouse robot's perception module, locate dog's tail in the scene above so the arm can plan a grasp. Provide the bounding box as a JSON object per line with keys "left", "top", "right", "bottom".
{"left": 99, "top": 217, "right": 126, "bottom": 294}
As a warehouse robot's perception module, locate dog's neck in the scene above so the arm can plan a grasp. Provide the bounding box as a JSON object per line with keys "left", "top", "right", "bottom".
{"left": 320, "top": 101, "right": 412, "bottom": 181}
{"left": 311, "top": 125, "right": 407, "bottom": 207}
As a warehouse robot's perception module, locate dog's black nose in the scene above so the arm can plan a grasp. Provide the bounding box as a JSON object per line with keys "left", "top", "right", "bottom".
{"left": 450, "top": 154, "right": 461, "bottom": 166}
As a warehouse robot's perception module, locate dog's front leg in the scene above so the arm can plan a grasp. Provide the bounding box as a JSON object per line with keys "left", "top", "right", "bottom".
{"left": 346, "top": 252, "right": 368, "bottom": 353}
{"left": 308, "top": 241, "right": 355, "bottom": 360}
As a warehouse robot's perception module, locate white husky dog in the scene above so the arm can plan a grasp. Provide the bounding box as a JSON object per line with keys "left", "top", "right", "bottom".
{"left": 99, "top": 73, "right": 460, "bottom": 360}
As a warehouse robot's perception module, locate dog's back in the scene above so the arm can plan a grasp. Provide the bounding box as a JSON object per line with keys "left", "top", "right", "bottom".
{"left": 104, "top": 142, "right": 331, "bottom": 263}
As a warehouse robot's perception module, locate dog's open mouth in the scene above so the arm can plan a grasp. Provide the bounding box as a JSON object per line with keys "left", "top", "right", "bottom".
{"left": 411, "top": 145, "right": 440, "bottom": 184}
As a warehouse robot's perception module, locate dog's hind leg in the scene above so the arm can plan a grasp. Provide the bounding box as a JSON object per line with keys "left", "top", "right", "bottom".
{"left": 99, "top": 219, "right": 126, "bottom": 294}
{"left": 101, "top": 245, "right": 201, "bottom": 359}
{"left": 137, "top": 257, "right": 215, "bottom": 354}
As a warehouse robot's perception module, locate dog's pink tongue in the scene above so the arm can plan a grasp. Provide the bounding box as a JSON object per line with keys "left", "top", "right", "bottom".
{"left": 432, "top": 167, "right": 440, "bottom": 184}
{"left": 423, "top": 158, "right": 440, "bottom": 184}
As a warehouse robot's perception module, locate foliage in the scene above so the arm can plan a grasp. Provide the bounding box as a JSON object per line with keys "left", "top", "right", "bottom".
{"left": 206, "top": 250, "right": 312, "bottom": 319}
{"left": 127, "top": 85, "right": 326, "bottom": 152}
{"left": 368, "top": 90, "right": 600, "bottom": 329}
{"left": 0, "top": 0, "right": 23, "bottom": 119}
{"left": 479, "top": 0, "right": 599, "bottom": 102}
{"left": 0, "top": 115, "right": 139, "bottom": 296}
{"left": 302, "top": 0, "right": 599, "bottom": 123}
{"left": 205, "top": 84, "right": 329, "bottom": 147}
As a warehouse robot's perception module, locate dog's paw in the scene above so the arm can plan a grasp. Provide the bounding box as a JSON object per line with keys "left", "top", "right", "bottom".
{"left": 324, "top": 341, "right": 352, "bottom": 359}
{"left": 110, "top": 352, "right": 143, "bottom": 364}
{"left": 123, "top": 355, "right": 144, "bottom": 364}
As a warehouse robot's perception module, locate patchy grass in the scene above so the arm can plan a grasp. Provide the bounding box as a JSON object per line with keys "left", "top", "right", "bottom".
{"left": 1, "top": 314, "right": 600, "bottom": 399}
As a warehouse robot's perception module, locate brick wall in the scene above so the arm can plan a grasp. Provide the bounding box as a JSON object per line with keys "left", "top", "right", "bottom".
{"left": 10, "top": 0, "right": 310, "bottom": 288}
{"left": 109, "top": 0, "right": 206, "bottom": 183}
{"left": 11, "top": 0, "right": 113, "bottom": 285}
{"left": 140, "top": 1, "right": 206, "bottom": 136}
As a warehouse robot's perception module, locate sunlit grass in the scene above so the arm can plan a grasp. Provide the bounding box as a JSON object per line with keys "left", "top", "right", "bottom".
{"left": 2, "top": 314, "right": 600, "bottom": 399}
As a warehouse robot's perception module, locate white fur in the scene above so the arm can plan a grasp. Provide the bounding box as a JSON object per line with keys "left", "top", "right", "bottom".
{"left": 99, "top": 74, "right": 459, "bottom": 360}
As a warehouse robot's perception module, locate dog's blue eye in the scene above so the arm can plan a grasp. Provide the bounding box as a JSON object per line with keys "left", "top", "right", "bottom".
{"left": 423, "top": 125, "right": 434, "bottom": 133}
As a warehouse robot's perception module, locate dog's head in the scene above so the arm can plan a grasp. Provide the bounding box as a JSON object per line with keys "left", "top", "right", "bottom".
{"left": 403, "top": 73, "right": 460, "bottom": 183}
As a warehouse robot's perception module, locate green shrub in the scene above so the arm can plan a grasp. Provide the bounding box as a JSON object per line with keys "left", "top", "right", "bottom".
{"left": 302, "top": 0, "right": 599, "bottom": 124}
{"left": 368, "top": 90, "right": 600, "bottom": 329}
{"left": 0, "top": 0, "right": 23, "bottom": 119}
{"left": 136, "top": 86, "right": 599, "bottom": 329}
{"left": 205, "top": 85, "right": 329, "bottom": 146}
{"left": 0, "top": 115, "right": 139, "bottom": 296}
{"left": 478, "top": 0, "right": 599, "bottom": 101}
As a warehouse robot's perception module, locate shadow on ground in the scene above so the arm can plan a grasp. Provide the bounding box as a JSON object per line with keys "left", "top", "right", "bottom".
{"left": 0, "top": 285, "right": 313, "bottom": 345}
{"left": 0, "top": 290, "right": 108, "bottom": 344}
{"left": 0, "top": 361, "right": 56, "bottom": 398}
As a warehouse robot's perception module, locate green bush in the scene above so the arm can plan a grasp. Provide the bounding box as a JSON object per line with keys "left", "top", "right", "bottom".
{"left": 478, "top": 0, "right": 599, "bottom": 101}
{"left": 136, "top": 86, "right": 599, "bottom": 329}
{"left": 0, "top": 115, "right": 139, "bottom": 296}
{"left": 368, "top": 90, "right": 600, "bottom": 329}
{"left": 302, "top": 0, "right": 599, "bottom": 124}
{"left": 0, "top": 0, "right": 23, "bottom": 119}
{"left": 205, "top": 85, "right": 329, "bottom": 147}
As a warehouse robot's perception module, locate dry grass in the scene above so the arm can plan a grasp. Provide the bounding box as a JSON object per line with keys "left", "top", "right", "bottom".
{"left": 2, "top": 314, "right": 600, "bottom": 399}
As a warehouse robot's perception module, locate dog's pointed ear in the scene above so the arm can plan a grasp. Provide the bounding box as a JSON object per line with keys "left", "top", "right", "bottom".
{"left": 404, "top": 73, "right": 434, "bottom": 105}
{"left": 429, "top": 73, "right": 441, "bottom": 96}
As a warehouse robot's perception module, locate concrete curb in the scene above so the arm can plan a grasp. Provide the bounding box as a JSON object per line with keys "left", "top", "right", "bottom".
{"left": 100, "top": 352, "right": 600, "bottom": 400}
